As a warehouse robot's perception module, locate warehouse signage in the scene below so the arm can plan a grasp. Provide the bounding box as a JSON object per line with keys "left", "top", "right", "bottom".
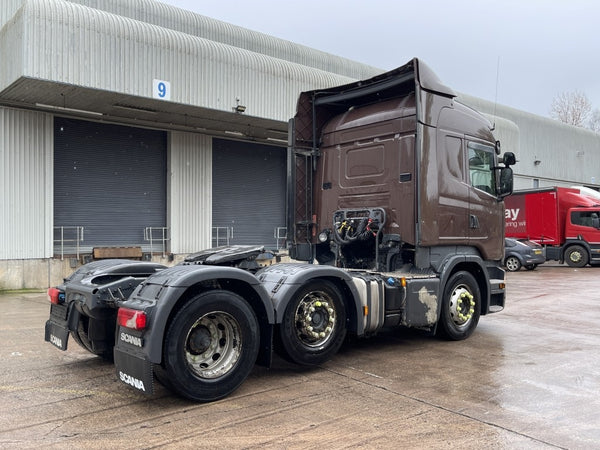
{"left": 152, "top": 79, "right": 171, "bottom": 100}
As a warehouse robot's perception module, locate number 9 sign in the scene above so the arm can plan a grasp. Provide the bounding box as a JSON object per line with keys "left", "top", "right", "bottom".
{"left": 153, "top": 79, "right": 171, "bottom": 100}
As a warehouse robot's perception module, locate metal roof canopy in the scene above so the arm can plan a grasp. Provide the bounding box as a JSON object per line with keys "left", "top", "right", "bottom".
{"left": 1, "top": 78, "right": 288, "bottom": 141}
{"left": 0, "top": 0, "right": 362, "bottom": 141}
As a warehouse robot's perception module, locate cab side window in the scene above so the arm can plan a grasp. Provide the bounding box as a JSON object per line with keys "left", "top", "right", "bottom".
{"left": 468, "top": 142, "right": 495, "bottom": 195}
{"left": 571, "top": 211, "right": 600, "bottom": 228}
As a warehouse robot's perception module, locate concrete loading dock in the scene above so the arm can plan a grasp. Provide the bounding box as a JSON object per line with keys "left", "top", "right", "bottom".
{"left": 1, "top": 263, "right": 599, "bottom": 448}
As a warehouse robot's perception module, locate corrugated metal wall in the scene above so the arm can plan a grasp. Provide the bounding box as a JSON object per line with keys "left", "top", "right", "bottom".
{"left": 169, "top": 131, "right": 212, "bottom": 253}
{"left": 0, "top": 1, "right": 25, "bottom": 90}
{"left": 0, "top": 0, "right": 23, "bottom": 27}
{"left": 0, "top": 107, "right": 54, "bottom": 259}
{"left": 9, "top": 0, "right": 354, "bottom": 123}
{"left": 461, "top": 93, "right": 600, "bottom": 190}
{"left": 65, "top": 0, "right": 382, "bottom": 81}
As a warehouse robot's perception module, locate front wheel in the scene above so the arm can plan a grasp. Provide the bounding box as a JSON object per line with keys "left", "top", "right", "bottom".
{"left": 159, "top": 290, "right": 259, "bottom": 402}
{"left": 278, "top": 280, "right": 346, "bottom": 366}
{"left": 437, "top": 271, "right": 481, "bottom": 341}
{"left": 565, "top": 245, "right": 588, "bottom": 268}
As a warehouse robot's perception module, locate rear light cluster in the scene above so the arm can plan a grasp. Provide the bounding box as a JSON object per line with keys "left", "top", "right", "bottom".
{"left": 47, "top": 287, "right": 65, "bottom": 305}
{"left": 117, "top": 308, "right": 147, "bottom": 330}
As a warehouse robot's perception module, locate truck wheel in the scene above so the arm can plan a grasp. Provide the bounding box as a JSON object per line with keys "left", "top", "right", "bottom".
{"left": 159, "top": 291, "right": 260, "bottom": 402}
{"left": 504, "top": 256, "right": 521, "bottom": 272}
{"left": 565, "top": 245, "right": 588, "bottom": 268}
{"left": 437, "top": 271, "right": 481, "bottom": 341}
{"left": 278, "top": 280, "right": 346, "bottom": 366}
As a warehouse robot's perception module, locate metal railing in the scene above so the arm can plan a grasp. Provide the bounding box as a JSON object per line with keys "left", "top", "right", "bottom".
{"left": 211, "top": 227, "right": 287, "bottom": 249}
{"left": 144, "top": 227, "right": 170, "bottom": 256}
{"left": 212, "top": 227, "right": 233, "bottom": 247}
{"left": 53, "top": 226, "right": 84, "bottom": 260}
{"left": 275, "top": 227, "right": 287, "bottom": 250}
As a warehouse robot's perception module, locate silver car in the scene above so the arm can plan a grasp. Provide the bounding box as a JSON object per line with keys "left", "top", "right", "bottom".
{"left": 504, "top": 238, "right": 546, "bottom": 272}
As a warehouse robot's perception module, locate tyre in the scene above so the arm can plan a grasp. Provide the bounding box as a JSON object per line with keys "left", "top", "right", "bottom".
{"left": 504, "top": 256, "right": 521, "bottom": 272}
{"left": 159, "top": 290, "right": 259, "bottom": 402}
{"left": 437, "top": 271, "right": 481, "bottom": 341}
{"left": 70, "top": 316, "right": 114, "bottom": 361}
{"left": 565, "top": 245, "right": 588, "bottom": 268}
{"left": 524, "top": 264, "right": 537, "bottom": 271}
{"left": 278, "top": 280, "right": 346, "bottom": 366}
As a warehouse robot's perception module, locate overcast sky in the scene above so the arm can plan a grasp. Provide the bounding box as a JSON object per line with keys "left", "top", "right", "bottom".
{"left": 159, "top": 0, "right": 599, "bottom": 118}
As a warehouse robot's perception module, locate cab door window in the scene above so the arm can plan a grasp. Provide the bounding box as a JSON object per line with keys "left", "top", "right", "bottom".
{"left": 467, "top": 142, "right": 495, "bottom": 195}
{"left": 571, "top": 211, "right": 600, "bottom": 229}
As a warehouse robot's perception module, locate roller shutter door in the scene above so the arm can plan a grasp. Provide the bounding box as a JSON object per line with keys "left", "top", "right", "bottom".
{"left": 53, "top": 118, "right": 167, "bottom": 254}
{"left": 212, "top": 139, "right": 286, "bottom": 248}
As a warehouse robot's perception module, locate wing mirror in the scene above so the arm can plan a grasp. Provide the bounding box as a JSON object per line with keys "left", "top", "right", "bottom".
{"left": 495, "top": 152, "right": 516, "bottom": 200}
{"left": 502, "top": 152, "right": 516, "bottom": 167}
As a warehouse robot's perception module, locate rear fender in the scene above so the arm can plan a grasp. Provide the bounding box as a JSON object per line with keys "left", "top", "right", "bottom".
{"left": 60, "top": 260, "right": 167, "bottom": 317}
{"left": 63, "top": 259, "right": 167, "bottom": 285}
{"left": 122, "top": 265, "right": 275, "bottom": 365}
{"left": 255, "top": 263, "right": 364, "bottom": 334}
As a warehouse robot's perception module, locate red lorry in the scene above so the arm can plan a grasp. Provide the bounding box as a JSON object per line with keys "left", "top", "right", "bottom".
{"left": 504, "top": 187, "right": 600, "bottom": 267}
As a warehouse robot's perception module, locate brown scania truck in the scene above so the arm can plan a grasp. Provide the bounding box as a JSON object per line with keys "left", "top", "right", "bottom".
{"left": 45, "top": 58, "right": 515, "bottom": 402}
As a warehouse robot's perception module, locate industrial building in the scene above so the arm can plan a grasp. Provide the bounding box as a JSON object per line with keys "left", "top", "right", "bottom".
{"left": 1, "top": 0, "right": 599, "bottom": 289}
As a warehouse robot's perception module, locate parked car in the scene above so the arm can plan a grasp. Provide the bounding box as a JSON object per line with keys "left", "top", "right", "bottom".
{"left": 504, "top": 238, "right": 546, "bottom": 272}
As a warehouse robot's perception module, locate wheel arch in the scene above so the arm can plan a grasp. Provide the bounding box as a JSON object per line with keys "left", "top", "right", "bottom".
{"left": 258, "top": 264, "right": 362, "bottom": 335}
{"left": 137, "top": 266, "right": 275, "bottom": 367}
{"left": 278, "top": 274, "right": 360, "bottom": 336}
{"left": 171, "top": 278, "right": 275, "bottom": 367}
{"left": 504, "top": 251, "right": 525, "bottom": 266}
{"left": 438, "top": 257, "right": 491, "bottom": 318}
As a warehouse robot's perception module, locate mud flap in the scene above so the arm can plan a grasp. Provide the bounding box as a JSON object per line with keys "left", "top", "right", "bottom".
{"left": 45, "top": 319, "right": 69, "bottom": 350}
{"left": 114, "top": 348, "right": 154, "bottom": 395}
{"left": 45, "top": 302, "right": 80, "bottom": 350}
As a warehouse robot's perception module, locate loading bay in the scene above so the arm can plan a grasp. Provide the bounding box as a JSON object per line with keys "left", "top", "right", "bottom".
{"left": 1, "top": 263, "right": 599, "bottom": 449}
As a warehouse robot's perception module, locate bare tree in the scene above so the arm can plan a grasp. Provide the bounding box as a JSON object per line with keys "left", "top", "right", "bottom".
{"left": 550, "top": 91, "right": 592, "bottom": 127}
{"left": 589, "top": 109, "right": 600, "bottom": 132}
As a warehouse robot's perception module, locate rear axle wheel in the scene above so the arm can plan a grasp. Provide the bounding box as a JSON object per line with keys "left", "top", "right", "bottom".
{"left": 158, "top": 290, "right": 259, "bottom": 402}
{"left": 278, "top": 280, "right": 346, "bottom": 366}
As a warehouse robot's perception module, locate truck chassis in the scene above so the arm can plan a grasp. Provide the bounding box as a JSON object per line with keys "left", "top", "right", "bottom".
{"left": 46, "top": 244, "right": 505, "bottom": 401}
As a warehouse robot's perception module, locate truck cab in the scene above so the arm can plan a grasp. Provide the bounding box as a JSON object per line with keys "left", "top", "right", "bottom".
{"left": 289, "top": 58, "right": 514, "bottom": 274}
{"left": 564, "top": 207, "right": 600, "bottom": 265}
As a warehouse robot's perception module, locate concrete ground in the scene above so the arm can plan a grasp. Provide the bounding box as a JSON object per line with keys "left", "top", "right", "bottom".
{"left": 1, "top": 264, "right": 599, "bottom": 449}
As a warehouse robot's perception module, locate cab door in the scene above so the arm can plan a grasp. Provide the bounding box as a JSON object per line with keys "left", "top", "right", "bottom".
{"left": 467, "top": 141, "right": 503, "bottom": 260}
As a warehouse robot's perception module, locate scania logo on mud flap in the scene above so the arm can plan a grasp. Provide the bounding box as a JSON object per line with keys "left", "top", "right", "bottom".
{"left": 119, "top": 371, "right": 145, "bottom": 392}
{"left": 49, "top": 334, "right": 62, "bottom": 348}
{"left": 120, "top": 332, "right": 143, "bottom": 347}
